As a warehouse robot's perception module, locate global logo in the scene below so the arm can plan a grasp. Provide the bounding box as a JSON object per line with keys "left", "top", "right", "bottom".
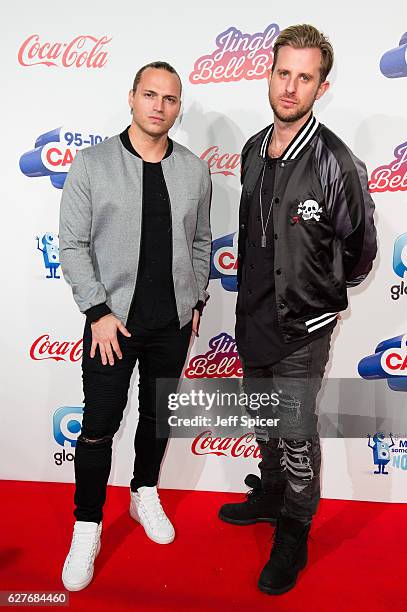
{"left": 19, "top": 127, "right": 108, "bottom": 189}
{"left": 380, "top": 32, "right": 407, "bottom": 78}
{"left": 53, "top": 406, "right": 83, "bottom": 448}
{"left": 210, "top": 232, "right": 238, "bottom": 292}
{"left": 189, "top": 23, "right": 280, "bottom": 85}
{"left": 358, "top": 335, "right": 407, "bottom": 391}
{"left": 390, "top": 233, "right": 407, "bottom": 300}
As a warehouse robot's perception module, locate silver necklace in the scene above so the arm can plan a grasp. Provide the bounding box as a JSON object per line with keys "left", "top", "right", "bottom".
{"left": 259, "top": 163, "right": 273, "bottom": 247}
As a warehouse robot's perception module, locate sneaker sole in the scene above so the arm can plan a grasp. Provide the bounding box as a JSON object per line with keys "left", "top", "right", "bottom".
{"left": 218, "top": 510, "right": 277, "bottom": 526}
{"left": 129, "top": 506, "right": 175, "bottom": 545}
{"left": 62, "top": 540, "right": 101, "bottom": 592}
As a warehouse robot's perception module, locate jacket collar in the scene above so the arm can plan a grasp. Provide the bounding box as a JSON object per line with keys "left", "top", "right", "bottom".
{"left": 260, "top": 114, "right": 319, "bottom": 161}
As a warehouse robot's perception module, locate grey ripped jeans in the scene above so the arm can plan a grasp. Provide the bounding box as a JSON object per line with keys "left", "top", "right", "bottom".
{"left": 241, "top": 331, "right": 332, "bottom": 522}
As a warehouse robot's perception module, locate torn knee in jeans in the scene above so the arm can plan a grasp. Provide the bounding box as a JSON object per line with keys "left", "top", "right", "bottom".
{"left": 281, "top": 439, "right": 314, "bottom": 481}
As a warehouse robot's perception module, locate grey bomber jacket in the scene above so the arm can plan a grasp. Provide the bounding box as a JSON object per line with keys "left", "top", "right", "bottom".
{"left": 59, "top": 135, "right": 212, "bottom": 329}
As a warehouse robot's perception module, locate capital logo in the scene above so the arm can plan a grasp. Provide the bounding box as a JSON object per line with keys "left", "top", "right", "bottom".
{"left": 35, "top": 232, "right": 60, "bottom": 279}
{"left": 380, "top": 32, "right": 407, "bottom": 78}
{"left": 53, "top": 406, "right": 83, "bottom": 448}
{"left": 185, "top": 332, "right": 242, "bottom": 379}
{"left": 358, "top": 334, "right": 407, "bottom": 391}
{"left": 191, "top": 430, "right": 261, "bottom": 458}
{"left": 189, "top": 23, "right": 280, "bottom": 85}
{"left": 210, "top": 232, "right": 238, "bottom": 292}
{"left": 19, "top": 127, "right": 108, "bottom": 189}
{"left": 30, "top": 335, "right": 83, "bottom": 363}
{"left": 18, "top": 34, "right": 112, "bottom": 68}
{"left": 368, "top": 141, "right": 407, "bottom": 193}
{"left": 200, "top": 146, "right": 241, "bottom": 176}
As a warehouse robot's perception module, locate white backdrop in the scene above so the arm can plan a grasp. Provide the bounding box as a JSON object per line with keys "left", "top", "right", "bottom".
{"left": 2, "top": 0, "right": 407, "bottom": 503}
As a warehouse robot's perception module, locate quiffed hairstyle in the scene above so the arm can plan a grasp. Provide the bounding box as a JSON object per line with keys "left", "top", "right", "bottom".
{"left": 132, "top": 61, "right": 182, "bottom": 95}
{"left": 272, "top": 24, "right": 334, "bottom": 83}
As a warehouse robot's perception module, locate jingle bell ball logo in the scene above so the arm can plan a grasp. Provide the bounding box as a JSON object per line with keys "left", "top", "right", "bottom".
{"left": 380, "top": 32, "right": 407, "bottom": 79}
{"left": 368, "top": 141, "right": 407, "bottom": 193}
{"left": 358, "top": 334, "right": 407, "bottom": 391}
{"left": 185, "top": 332, "right": 243, "bottom": 378}
{"left": 18, "top": 34, "right": 112, "bottom": 68}
{"left": 19, "top": 127, "right": 108, "bottom": 189}
{"left": 210, "top": 232, "right": 238, "bottom": 292}
{"left": 189, "top": 23, "right": 280, "bottom": 84}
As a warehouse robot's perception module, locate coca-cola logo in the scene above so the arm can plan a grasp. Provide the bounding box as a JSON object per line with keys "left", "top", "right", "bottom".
{"left": 18, "top": 34, "right": 111, "bottom": 68}
{"left": 185, "top": 332, "right": 242, "bottom": 378}
{"left": 369, "top": 141, "right": 407, "bottom": 193}
{"left": 30, "top": 334, "right": 83, "bottom": 362}
{"left": 191, "top": 430, "right": 261, "bottom": 458}
{"left": 200, "top": 146, "right": 241, "bottom": 176}
{"left": 189, "top": 23, "right": 279, "bottom": 85}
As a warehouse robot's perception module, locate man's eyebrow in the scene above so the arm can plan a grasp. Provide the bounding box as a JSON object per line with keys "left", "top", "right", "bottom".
{"left": 142, "top": 89, "right": 179, "bottom": 99}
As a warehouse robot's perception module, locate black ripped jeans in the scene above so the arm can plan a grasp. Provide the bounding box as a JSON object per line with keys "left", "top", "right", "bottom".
{"left": 241, "top": 331, "right": 332, "bottom": 523}
{"left": 73, "top": 319, "right": 192, "bottom": 524}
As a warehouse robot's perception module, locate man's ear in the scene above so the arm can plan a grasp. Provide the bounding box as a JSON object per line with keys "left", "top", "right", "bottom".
{"left": 316, "top": 80, "right": 330, "bottom": 100}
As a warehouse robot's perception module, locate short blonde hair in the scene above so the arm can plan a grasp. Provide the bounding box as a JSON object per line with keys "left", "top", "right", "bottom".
{"left": 272, "top": 24, "right": 334, "bottom": 83}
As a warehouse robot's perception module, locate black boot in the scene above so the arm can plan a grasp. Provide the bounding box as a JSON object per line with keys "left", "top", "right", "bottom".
{"left": 258, "top": 516, "right": 310, "bottom": 595}
{"left": 218, "top": 474, "right": 284, "bottom": 525}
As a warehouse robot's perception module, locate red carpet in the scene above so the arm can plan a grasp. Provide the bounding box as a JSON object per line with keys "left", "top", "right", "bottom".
{"left": 0, "top": 480, "right": 405, "bottom": 611}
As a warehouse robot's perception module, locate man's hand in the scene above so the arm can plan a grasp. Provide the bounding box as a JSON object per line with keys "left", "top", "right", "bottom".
{"left": 90, "top": 314, "right": 131, "bottom": 366}
{"left": 192, "top": 309, "right": 201, "bottom": 337}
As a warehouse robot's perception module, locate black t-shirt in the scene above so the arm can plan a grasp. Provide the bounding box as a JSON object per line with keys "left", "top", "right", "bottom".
{"left": 235, "top": 156, "right": 336, "bottom": 366}
{"left": 120, "top": 128, "right": 178, "bottom": 330}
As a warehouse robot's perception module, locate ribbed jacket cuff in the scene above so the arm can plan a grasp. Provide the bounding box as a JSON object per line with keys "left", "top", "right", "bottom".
{"left": 85, "top": 303, "right": 112, "bottom": 323}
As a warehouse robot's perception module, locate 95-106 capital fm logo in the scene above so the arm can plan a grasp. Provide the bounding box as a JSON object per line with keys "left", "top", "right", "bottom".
{"left": 19, "top": 127, "right": 108, "bottom": 189}
{"left": 380, "top": 32, "right": 407, "bottom": 79}
{"left": 358, "top": 334, "right": 407, "bottom": 391}
{"left": 210, "top": 232, "right": 238, "bottom": 292}
{"left": 53, "top": 406, "right": 83, "bottom": 465}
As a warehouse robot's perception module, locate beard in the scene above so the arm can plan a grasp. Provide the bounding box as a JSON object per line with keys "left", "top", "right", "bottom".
{"left": 270, "top": 92, "right": 318, "bottom": 124}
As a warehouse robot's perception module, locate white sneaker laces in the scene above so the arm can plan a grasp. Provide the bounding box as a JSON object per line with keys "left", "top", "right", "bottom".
{"left": 68, "top": 531, "right": 98, "bottom": 569}
{"left": 140, "top": 491, "right": 169, "bottom": 524}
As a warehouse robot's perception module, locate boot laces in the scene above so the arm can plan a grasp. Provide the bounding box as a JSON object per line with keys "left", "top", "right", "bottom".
{"left": 246, "top": 485, "right": 265, "bottom": 504}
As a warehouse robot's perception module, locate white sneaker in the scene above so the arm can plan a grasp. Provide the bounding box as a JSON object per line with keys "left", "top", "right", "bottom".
{"left": 130, "top": 486, "right": 175, "bottom": 544}
{"left": 62, "top": 521, "right": 102, "bottom": 591}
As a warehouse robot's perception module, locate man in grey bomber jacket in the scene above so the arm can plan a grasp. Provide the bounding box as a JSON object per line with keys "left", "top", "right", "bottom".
{"left": 59, "top": 62, "right": 211, "bottom": 591}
